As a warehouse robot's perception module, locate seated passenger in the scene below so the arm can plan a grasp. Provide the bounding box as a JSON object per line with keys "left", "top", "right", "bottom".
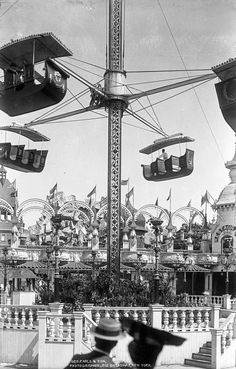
{"left": 159, "top": 148, "right": 168, "bottom": 160}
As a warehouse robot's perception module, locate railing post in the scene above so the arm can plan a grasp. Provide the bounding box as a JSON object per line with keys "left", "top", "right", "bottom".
{"left": 222, "top": 294, "right": 231, "bottom": 309}
{"left": 49, "top": 302, "right": 64, "bottom": 314}
{"left": 203, "top": 291, "right": 210, "bottom": 306}
{"left": 149, "top": 304, "right": 164, "bottom": 329}
{"left": 83, "top": 303, "right": 94, "bottom": 320}
{"left": 48, "top": 302, "right": 64, "bottom": 336}
{"left": 231, "top": 298, "right": 236, "bottom": 310}
{"left": 210, "top": 304, "right": 221, "bottom": 328}
{"left": 73, "top": 311, "right": 84, "bottom": 355}
{"left": 38, "top": 311, "right": 48, "bottom": 369}
{"left": 211, "top": 329, "right": 222, "bottom": 369}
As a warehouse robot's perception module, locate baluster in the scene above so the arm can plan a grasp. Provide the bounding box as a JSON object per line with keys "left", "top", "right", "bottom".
{"left": 141, "top": 311, "right": 147, "bottom": 325}
{"left": 133, "top": 310, "right": 138, "bottom": 321}
{"left": 114, "top": 311, "right": 119, "bottom": 321}
{"left": 204, "top": 310, "right": 209, "bottom": 330}
{"left": 2, "top": 308, "right": 7, "bottom": 326}
{"left": 7, "top": 308, "right": 11, "bottom": 328}
{"left": 67, "top": 318, "right": 72, "bottom": 339}
{"left": 46, "top": 317, "right": 50, "bottom": 338}
{"left": 0, "top": 307, "right": 3, "bottom": 327}
{"left": 94, "top": 311, "right": 100, "bottom": 324}
{"left": 189, "top": 310, "right": 194, "bottom": 331}
{"left": 196, "top": 310, "right": 202, "bottom": 331}
{"left": 163, "top": 310, "right": 169, "bottom": 331}
{"left": 180, "top": 310, "right": 186, "bottom": 332}
{"left": 105, "top": 310, "right": 110, "bottom": 319}
{"left": 123, "top": 311, "right": 129, "bottom": 318}
{"left": 49, "top": 317, "right": 55, "bottom": 338}
{"left": 21, "top": 308, "right": 26, "bottom": 327}
{"left": 172, "top": 311, "right": 178, "bottom": 332}
{"left": 35, "top": 309, "right": 39, "bottom": 324}
{"left": 58, "top": 318, "right": 63, "bottom": 338}
{"left": 221, "top": 330, "right": 227, "bottom": 353}
{"left": 86, "top": 323, "right": 92, "bottom": 344}
{"left": 29, "top": 309, "right": 33, "bottom": 328}
{"left": 14, "top": 308, "right": 18, "bottom": 326}
{"left": 226, "top": 322, "right": 233, "bottom": 346}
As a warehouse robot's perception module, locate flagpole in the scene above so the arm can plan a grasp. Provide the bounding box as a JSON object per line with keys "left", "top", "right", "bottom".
{"left": 205, "top": 199, "right": 207, "bottom": 223}
{"left": 133, "top": 188, "right": 134, "bottom": 210}
{"left": 126, "top": 178, "right": 130, "bottom": 204}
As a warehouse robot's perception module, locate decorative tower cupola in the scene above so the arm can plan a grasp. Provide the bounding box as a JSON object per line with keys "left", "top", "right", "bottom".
{"left": 212, "top": 138, "right": 236, "bottom": 254}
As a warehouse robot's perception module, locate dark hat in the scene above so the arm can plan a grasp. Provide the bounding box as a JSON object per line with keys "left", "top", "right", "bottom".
{"left": 120, "top": 317, "right": 186, "bottom": 346}
{"left": 121, "top": 318, "right": 186, "bottom": 369}
{"left": 91, "top": 318, "right": 123, "bottom": 341}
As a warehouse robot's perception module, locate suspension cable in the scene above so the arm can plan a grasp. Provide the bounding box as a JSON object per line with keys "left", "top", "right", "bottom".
{"left": 127, "top": 68, "right": 211, "bottom": 73}
{"left": 68, "top": 56, "right": 105, "bottom": 71}
{"left": 157, "top": 0, "right": 225, "bottom": 163}
{"left": 133, "top": 78, "right": 213, "bottom": 114}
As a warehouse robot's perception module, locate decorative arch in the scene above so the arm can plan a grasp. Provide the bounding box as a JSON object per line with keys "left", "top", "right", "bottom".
{"left": 17, "top": 198, "right": 55, "bottom": 220}
{"left": 0, "top": 198, "right": 14, "bottom": 215}
{"left": 97, "top": 204, "right": 132, "bottom": 226}
{"left": 134, "top": 204, "right": 170, "bottom": 228}
{"left": 172, "top": 206, "right": 205, "bottom": 229}
{"left": 17, "top": 206, "right": 53, "bottom": 221}
{"left": 58, "top": 200, "right": 94, "bottom": 223}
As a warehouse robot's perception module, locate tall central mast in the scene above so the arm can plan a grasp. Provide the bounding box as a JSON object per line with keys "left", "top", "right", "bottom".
{"left": 104, "top": 0, "right": 126, "bottom": 276}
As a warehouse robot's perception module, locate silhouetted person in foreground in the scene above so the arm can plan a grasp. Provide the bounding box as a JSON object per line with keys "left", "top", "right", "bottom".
{"left": 120, "top": 317, "right": 186, "bottom": 369}
{"left": 64, "top": 318, "right": 123, "bottom": 369}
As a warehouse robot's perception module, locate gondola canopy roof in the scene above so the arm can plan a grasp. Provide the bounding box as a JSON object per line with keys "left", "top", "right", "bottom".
{"left": 0, "top": 125, "right": 50, "bottom": 142}
{"left": 0, "top": 33, "right": 72, "bottom": 69}
{"left": 140, "top": 134, "right": 195, "bottom": 155}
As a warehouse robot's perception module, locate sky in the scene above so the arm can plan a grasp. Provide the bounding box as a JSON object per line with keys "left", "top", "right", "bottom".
{"left": 0, "top": 0, "right": 236, "bottom": 224}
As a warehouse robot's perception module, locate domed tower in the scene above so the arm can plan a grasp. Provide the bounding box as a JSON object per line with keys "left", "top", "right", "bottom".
{"left": 0, "top": 166, "right": 19, "bottom": 248}
{"left": 212, "top": 140, "right": 236, "bottom": 254}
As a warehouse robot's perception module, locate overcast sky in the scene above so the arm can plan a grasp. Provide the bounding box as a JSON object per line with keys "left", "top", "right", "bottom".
{"left": 0, "top": 0, "right": 236, "bottom": 223}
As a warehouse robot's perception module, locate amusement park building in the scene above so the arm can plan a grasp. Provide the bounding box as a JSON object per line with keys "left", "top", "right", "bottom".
{"left": 1, "top": 142, "right": 236, "bottom": 299}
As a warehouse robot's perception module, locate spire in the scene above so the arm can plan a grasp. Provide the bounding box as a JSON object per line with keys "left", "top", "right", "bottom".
{"left": 0, "top": 165, "right": 7, "bottom": 186}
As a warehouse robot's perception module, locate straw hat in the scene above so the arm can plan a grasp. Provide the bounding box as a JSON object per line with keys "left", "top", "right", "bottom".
{"left": 91, "top": 318, "right": 123, "bottom": 341}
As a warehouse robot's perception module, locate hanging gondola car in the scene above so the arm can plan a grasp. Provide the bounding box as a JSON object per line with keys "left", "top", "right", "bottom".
{"left": 0, "top": 125, "right": 50, "bottom": 172}
{"left": 212, "top": 58, "right": 236, "bottom": 133}
{"left": 140, "top": 133, "right": 194, "bottom": 182}
{"left": 0, "top": 33, "right": 72, "bottom": 116}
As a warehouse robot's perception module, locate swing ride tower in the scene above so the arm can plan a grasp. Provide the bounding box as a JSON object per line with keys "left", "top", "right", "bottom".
{"left": 105, "top": 0, "right": 126, "bottom": 276}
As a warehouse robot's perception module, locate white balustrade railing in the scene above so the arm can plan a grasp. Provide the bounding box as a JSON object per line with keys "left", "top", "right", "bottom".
{"left": 45, "top": 313, "right": 75, "bottom": 342}
{"left": 162, "top": 307, "right": 211, "bottom": 332}
{"left": 186, "top": 294, "right": 224, "bottom": 307}
{"left": 0, "top": 304, "right": 49, "bottom": 329}
{"left": 211, "top": 296, "right": 224, "bottom": 306}
{"left": 91, "top": 306, "right": 150, "bottom": 325}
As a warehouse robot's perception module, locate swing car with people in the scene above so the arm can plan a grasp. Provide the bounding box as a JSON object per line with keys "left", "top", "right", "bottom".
{"left": 0, "top": 124, "right": 50, "bottom": 173}
{"left": 140, "top": 133, "right": 194, "bottom": 182}
{"left": 0, "top": 32, "right": 72, "bottom": 116}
